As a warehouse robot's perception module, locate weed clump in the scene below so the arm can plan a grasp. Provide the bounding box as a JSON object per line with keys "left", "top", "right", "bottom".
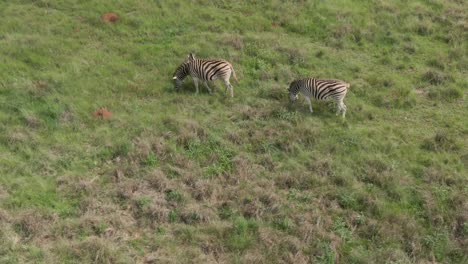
{"left": 315, "top": 50, "right": 325, "bottom": 58}
{"left": 415, "top": 22, "right": 433, "bottom": 36}
{"left": 143, "top": 151, "right": 158, "bottom": 167}
{"left": 257, "top": 84, "right": 285, "bottom": 101}
{"left": 272, "top": 108, "right": 302, "bottom": 123}
{"left": 403, "top": 44, "right": 417, "bottom": 54}
{"left": 225, "top": 217, "right": 259, "bottom": 251}
{"left": 286, "top": 48, "right": 306, "bottom": 66}
{"left": 13, "top": 210, "right": 49, "bottom": 241}
{"left": 222, "top": 35, "right": 244, "bottom": 50}
{"left": 423, "top": 70, "right": 447, "bottom": 85}
{"left": 180, "top": 204, "right": 216, "bottom": 224}
{"left": 55, "top": 237, "right": 130, "bottom": 263}
{"left": 272, "top": 216, "right": 292, "bottom": 232}
{"left": 275, "top": 172, "right": 319, "bottom": 190}
{"left": 428, "top": 87, "right": 463, "bottom": 101}
{"left": 421, "top": 132, "right": 460, "bottom": 152}
{"left": 165, "top": 189, "right": 184, "bottom": 204}
{"left": 176, "top": 119, "right": 207, "bottom": 148}
{"left": 427, "top": 59, "right": 446, "bottom": 70}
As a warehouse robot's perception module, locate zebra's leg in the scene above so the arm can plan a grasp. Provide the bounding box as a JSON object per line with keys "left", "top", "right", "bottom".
{"left": 305, "top": 96, "right": 313, "bottom": 113}
{"left": 223, "top": 80, "right": 234, "bottom": 98}
{"left": 203, "top": 81, "right": 212, "bottom": 94}
{"left": 229, "top": 83, "right": 234, "bottom": 97}
{"left": 341, "top": 102, "right": 347, "bottom": 118}
{"left": 336, "top": 100, "right": 342, "bottom": 116}
{"left": 193, "top": 77, "right": 199, "bottom": 95}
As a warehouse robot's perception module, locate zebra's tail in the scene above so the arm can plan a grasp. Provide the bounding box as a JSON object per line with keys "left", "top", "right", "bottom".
{"left": 346, "top": 82, "right": 351, "bottom": 89}
{"left": 231, "top": 66, "right": 238, "bottom": 83}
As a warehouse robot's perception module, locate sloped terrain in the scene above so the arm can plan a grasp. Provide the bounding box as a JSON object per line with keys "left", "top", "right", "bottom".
{"left": 0, "top": 0, "right": 467, "bottom": 263}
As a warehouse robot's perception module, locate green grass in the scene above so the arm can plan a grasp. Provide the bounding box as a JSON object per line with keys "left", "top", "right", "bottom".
{"left": 0, "top": 0, "right": 467, "bottom": 263}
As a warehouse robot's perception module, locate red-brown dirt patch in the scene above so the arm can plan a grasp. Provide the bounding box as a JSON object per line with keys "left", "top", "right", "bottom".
{"left": 34, "top": 81, "right": 48, "bottom": 88}
{"left": 101, "top": 13, "right": 119, "bottom": 23}
{"left": 93, "top": 108, "right": 112, "bottom": 120}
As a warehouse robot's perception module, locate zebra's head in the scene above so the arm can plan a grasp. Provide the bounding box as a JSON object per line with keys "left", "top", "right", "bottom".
{"left": 173, "top": 61, "right": 190, "bottom": 90}
{"left": 173, "top": 75, "right": 182, "bottom": 90}
{"left": 288, "top": 84, "right": 299, "bottom": 103}
{"left": 173, "top": 54, "right": 197, "bottom": 90}
{"left": 289, "top": 93, "right": 299, "bottom": 103}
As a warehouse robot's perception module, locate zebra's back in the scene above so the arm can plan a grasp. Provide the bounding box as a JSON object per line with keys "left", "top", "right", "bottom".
{"left": 189, "top": 59, "right": 233, "bottom": 81}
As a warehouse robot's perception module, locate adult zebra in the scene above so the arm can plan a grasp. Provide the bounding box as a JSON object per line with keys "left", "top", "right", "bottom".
{"left": 173, "top": 53, "right": 238, "bottom": 97}
{"left": 288, "top": 78, "right": 350, "bottom": 118}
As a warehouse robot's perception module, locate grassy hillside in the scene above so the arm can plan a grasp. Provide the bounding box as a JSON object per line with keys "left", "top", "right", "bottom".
{"left": 0, "top": 0, "right": 467, "bottom": 263}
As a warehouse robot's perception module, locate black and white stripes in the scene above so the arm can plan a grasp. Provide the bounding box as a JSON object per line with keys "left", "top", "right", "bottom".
{"left": 288, "top": 78, "right": 350, "bottom": 118}
{"left": 172, "top": 54, "right": 351, "bottom": 118}
{"left": 173, "top": 53, "right": 238, "bottom": 97}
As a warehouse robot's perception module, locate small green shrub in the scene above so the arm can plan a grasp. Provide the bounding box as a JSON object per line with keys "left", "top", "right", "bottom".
{"left": 185, "top": 138, "right": 234, "bottom": 178}
{"left": 144, "top": 151, "right": 158, "bottom": 167}
{"left": 427, "top": 59, "right": 445, "bottom": 70}
{"left": 272, "top": 108, "right": 302, "bottom": 123}
{"left": 168, "top": 210, "right": 179, "bottom": 223}
{"left": 218, "top": 203, "right": 235, "bottom": 220}
{"left": 225, "top": 217, "right": 258, "bottom": 251}
{"left": 423, "top": 70, "right": 447, "bottom": 85}
{"left": 415, "top": 22, "right": 433, "bottom": 36}
{"left": 421, "top": 132, "right": 460, "bottom": 152}
{"left": 338, "top": 193, "right": 358, "bottom": 209}
{"left": 134, "top": 196, "right": 152, "bottom": 209}
{"left": 272, "top": 217, "right": 292, "bottom": 232}
{"left": 258, "top": 84, "right": 286, "bottom": 101}
{"left": 165, "top": 190, "right": 183, "bottom": 203}
{"left": 428, "top": 87, "right": 463, "bottom": 101}
{"left": 113, "top": 142, "right": 131, "bottom": 158}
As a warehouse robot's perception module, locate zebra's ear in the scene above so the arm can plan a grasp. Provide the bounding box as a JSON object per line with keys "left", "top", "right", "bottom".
{"left": 188, "top": 53, "right": 196, "bottom": 61}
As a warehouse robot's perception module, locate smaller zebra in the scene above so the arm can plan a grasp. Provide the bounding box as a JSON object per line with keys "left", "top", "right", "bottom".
{"left": 288, "top": 78, "right": 350, "bottom": 118}
{"left": 173, "top": 53, "right": 238, "bottom": 97}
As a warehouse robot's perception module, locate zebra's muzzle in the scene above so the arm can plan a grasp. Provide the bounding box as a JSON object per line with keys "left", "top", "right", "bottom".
{"left": 289, "top": 93, "right": 298, "bottom": 103}
{"left": 173, "top": 77, "right": 183, "bottom": 91}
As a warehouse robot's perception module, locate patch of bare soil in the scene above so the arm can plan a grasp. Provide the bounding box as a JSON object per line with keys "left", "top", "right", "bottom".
{"left": 93, "top": 108, "right": 112, "bottom": 120}
{"left": 101, "top": 13, "right": 119, "bottom": 23}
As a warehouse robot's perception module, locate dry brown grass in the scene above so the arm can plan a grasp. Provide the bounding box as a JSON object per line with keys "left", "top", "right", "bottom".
{"left": 221, "top": 35, "right": 244, "bottom": 50}
{"left": 54, "top": 236, "right": 129, "bottom": 263}
{"left": 12, "top": 210, "right": 54, "bottom": 242}
{"left": 7, "top": 130, "right": 30, "bottom": 145}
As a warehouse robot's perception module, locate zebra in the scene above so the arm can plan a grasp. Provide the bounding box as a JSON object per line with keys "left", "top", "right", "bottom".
{"left": 173, "top": 53, "right": 238, "bottom": 97}
{"left": 288, "top": 78, "right": 350, "bottom": 118}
